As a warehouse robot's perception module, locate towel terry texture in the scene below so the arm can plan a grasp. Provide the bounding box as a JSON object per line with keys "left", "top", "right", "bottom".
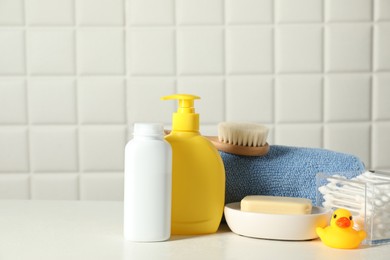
{"left": 220, "top": 145, "right": 365, "bottom": 205}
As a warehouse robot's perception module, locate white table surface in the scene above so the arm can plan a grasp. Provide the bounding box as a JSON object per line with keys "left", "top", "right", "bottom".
{"left": 1, "top": 200, "right": 389, "bottom": 260}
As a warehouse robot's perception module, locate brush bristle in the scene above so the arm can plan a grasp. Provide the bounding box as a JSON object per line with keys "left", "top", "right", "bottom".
{"left": 218, "top": 122, "right": 268, "bottom": 147}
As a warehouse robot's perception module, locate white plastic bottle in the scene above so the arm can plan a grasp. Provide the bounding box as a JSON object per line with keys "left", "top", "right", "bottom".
{"left": 124, "top": 123, "right": 172, "bottom": 242}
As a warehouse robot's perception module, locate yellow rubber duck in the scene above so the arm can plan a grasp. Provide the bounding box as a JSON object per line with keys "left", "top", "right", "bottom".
{"left": 316, "top": 208, "right": 366, "bottom": 249}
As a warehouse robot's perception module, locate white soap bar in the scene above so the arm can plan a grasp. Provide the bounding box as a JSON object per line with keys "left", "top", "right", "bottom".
{"left": 240, "top": 195, "right": 312, "bottom": 215}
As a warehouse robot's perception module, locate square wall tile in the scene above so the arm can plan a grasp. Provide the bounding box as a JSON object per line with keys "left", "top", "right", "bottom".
{"left": 276, "top": 0, "right": 323, "bottom": 22}
{"left": 275, "top": 124, "right": 323, "bottom": 148}
{"left": 77, "top": 29, "right": 125, "bottom": 75}
{"left": 129, "top": 29, "right": 175, "bottom": 75}
{"left": 266, "top": 125, "right": 275, "bottom": 144}
{"left": 26, "top": 0, "right": 74, "bottom": 25}
{"left": 31, "top": 174, "right": 78, "bottom": 200}
{"left": 77, "top": 0, "right": 124, "bottom": 26}
{"left": 126, "top": 127, "right": 132, "bottom": 142}
{"left": 325, "top": 75, "right": 371, "bottom": 122}
{"left": 0, "top": 174, "right": 29, "bottom": 200}
{"left": 30, "top": 127, "right": 78, "bottom": 172}
{"left": 178, "top": 28, "right": 224, "bottom": 75}
{"left": 276, "top": 76, "right": 322, "bottom": 123}
{"left": 200, "top": 124, "right": 219, "bottom": 136}
{"left": 374, "top": 24, "right": 390, "bottom": 71}
{"left": 324, "top": 123, "right": 371, "bottom": 167}
{"left": 129, "top": 0, "right": 174, "bottom": 25}
{"left": 177, "top": 0, "right": 223, "bottom": 25}
{"left": 79, "top": 126, "right": 126, "bottom": 172}
{"left": 0, "top": 127, "right": 29, "bottom": 172}
{"left": 80, "top": 173, "right": 123, "bottom": 201}
{"left": 226, "top": 76, "right": 273, "bottom": 123}
{"left": 127, "top": 78, "right": 176, "bottom": 124}
{"left": 28, "top": 30, "right": 75, "bottom": 75}
{"left": 78, "top": 78, "right": 125, "bottom": 124}
{"left": 372, "top": 123, "right": 390, "bottom": 168}
{"left": 226, "top": 0, "right": 273, "bottom": 24}
{"left": 0, "top": 0, "right": 24, "bottom": 25}
{"left": 0, "top": 30, "right": 25, "bottom": 75}
{"left": 0, "top": 79, "right": 27, "bottom": 124}
{"left": 326, "top": 25, "right": 372, "bottom": 72}
{"left": 29, "top": 78, "right": 76, "bottom": 124}
{"left": 375, "top": 0, "right": 390, "bottom": 20}
{"left": 276, "top": 25, "right": 322, "bottom": 73}
{"left": 326, "top": 0, "right": 372, "bottom": 21}
{"left": 373, "top": 74, "right": 390, "bottom": 120}
{"left": 177, "top": 77, "right": 224, "bottom": 124}
{"left": 227, "top": 26, "right": 273, "bottom": 74}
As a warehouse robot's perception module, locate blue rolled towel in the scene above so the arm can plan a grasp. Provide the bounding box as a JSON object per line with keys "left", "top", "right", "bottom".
{"left": 220, "top": 145, "right": 365, "bottom": 205}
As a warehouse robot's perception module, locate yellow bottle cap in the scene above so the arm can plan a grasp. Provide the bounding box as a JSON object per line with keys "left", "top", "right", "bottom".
{"left": 161, "top": 94, "right": 200, "bottom": 132}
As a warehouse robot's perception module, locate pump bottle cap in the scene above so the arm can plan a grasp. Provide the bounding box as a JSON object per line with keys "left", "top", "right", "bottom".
{"left": 161, "top": 94, "right": 200, "bottom": 132}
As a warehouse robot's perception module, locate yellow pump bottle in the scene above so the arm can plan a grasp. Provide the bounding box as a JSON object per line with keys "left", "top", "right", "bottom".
{"left": 162, "top": 94, "right": 225, "bottom": 235}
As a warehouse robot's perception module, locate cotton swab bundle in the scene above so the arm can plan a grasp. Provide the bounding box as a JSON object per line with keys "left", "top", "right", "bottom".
{"left": 320, "top": 184, "right": 388, "bottom": 205}
{"left": 318, "top": 170, "right": 390, "bottom": 243}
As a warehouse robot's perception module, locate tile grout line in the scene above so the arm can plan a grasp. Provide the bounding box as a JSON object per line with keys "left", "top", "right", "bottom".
{"left": 124, "top": 0, "right": 129, "bottom": 139}
{"left": 222, "top": 0, "right": 227, "bottom": 122}
{"left": 272, "top": 0, "right": 277, "bottom": 141}
{"left": 73, "top": 0, "right": 81, "bottom": 200}
{"left": 322, "top": 0, "right": 326, "bottom": 149}
{"left": 123, "top": 0, "right": 130, "bottom": 201}
{"left": 174, "top": 0, "right": 179, "bottom": 95}
{"left": 23, "top": 0, "right": 33, "bottom": 200}
{"left": 173, "top": 0, "right": 182, "bottom": 125}
{"left": 4, "top": 20, "right": 386, "bottom": 30}
{"left": 1, "top": 71, "right": 386, "bottom": 79}
{"left": 370, "top": 0, "right": 375, "bottom": 169}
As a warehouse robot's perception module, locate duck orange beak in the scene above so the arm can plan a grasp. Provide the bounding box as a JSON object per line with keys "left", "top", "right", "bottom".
{"left": 336, "top": 217, "right": 351, "bottom": 228}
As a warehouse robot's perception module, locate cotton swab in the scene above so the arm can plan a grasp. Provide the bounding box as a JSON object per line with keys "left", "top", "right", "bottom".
{"left": 321, "top": 200, "right": 365, "bottom": 217}
{"left": 320, "top": 186, "right": 389, "bottom": 210}
{"left": 366, "top": 170, "right": 390, "bottom": 181}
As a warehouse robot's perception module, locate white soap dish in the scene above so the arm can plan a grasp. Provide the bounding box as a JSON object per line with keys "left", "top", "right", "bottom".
{"left": 224, "top": 202, "right": 331, "bottom": 241}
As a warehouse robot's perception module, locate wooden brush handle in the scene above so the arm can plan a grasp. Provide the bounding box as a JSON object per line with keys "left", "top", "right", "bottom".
{"left": 205, "top": 136, "right": 269, "bottom": 156}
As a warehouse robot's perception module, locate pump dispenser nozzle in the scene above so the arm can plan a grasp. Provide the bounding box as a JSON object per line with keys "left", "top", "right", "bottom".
{"left": 161, "top": 94, "right": 200, "bottom": 132}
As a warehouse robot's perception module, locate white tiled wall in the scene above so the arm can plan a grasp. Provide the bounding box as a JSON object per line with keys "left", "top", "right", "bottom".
{"left": 0, "top": 0, "right": 389, "bottom": 200}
